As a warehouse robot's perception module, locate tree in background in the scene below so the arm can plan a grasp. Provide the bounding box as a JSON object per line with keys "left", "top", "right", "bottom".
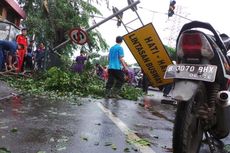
{"left": 17, "top": 0, "right": 109, "bottom": 69}
{"left": 164, "top": 45, "right": 176, "bottom": 61}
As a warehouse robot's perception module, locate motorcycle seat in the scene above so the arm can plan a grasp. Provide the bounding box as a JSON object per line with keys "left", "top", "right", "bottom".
{"left": 220, "top": 33, "right": 230, "bottom": 51}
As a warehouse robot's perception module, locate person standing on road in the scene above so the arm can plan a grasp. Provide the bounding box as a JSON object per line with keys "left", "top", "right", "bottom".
{"left": 105, "top": 36, "right": 128, "bottom": 98}
{"left": 95, "top": 63, "right": 104, "bottom": 79}
{"left": 74, "top": 50, "right": 87, "bottom": 73}
{"left": 35, "top": 42, "right": 46, "bottom": 70}
{"left": 25, "top": 40, "right": 34, "bottom": 71}
{"left": 16, "top": 28, "right": 28, "bottom": 72}
{"left": 142, "top": 71, "right": 149, "bottom": 94}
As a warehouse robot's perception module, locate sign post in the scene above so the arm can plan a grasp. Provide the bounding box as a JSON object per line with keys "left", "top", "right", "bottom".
{"left": 123, "top": 23, "right": 173, "bottom": 87}
{"left": 69, "top": 28, "right": 88, "bottom": 45}
{"left": 52, "top": 0, "right": 140, "bottom": 51}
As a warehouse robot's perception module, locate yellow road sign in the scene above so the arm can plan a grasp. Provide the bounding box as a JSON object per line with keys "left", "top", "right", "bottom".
{"left": 123, "top": 23, "right": 173, "bottom": 87}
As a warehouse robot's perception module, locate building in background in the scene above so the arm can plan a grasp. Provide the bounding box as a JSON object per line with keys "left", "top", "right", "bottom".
{"left": 0, "top": 0, "right": 26, "bottom": 27}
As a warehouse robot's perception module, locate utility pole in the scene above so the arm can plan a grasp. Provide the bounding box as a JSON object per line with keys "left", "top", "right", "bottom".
{"left": 52, "top": 0, "right": 140, "bottom": 51}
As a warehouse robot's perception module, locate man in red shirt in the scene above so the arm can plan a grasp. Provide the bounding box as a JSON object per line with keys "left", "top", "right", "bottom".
{"left": 16, "top": 28, "right": 28, "bottom": 72}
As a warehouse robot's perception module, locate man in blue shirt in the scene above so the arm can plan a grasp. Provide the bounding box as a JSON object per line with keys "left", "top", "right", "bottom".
{"left": 105, "top": 36, "right": 127, "bottom": 98}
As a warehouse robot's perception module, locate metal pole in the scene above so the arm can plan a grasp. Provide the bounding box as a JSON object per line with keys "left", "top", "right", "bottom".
{"left": 86, "top": 0, "right": 140, "bottom": 32}
{"left": 119, "top": 17, "right": 129, "bottom": 33}
{"left": 53, "top": 0, "right": 140, "bottom": 51}
{"left": 52, "top": 39, "right": 70, "bottom": 51}
{"left": 90, "top": 15, "right": 118, "bottom": 21}
{"left": 134, "top": 9, "right": 144, "bottom": 26}
{"left": 125, "top": 18, "right": 138, "bottom": 26}
{"left": 126, "top": 26, "right": 135, "bottom": 31}
{"left": 90, "top": 15, "right": 130, "bottom": 32}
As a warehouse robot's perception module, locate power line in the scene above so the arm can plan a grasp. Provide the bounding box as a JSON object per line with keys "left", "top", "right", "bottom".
{"left": 90, "top": 15, "right": 117, "bottom": 21}
{"left": 174, "top": 13, "right": 192, "bottom": 21}
{"left": 90, "top": 15, "right": 135, "bottom": 30}
{"left": 138, "top": 6, "right": 193, "bottom": 21}
{"left": 139, "top": 6, "right": 167, "bottom": 15}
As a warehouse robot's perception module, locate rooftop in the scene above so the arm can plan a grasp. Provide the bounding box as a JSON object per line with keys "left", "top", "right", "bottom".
{"left": 2, "top": 0, "right": 26, "bottom": 19}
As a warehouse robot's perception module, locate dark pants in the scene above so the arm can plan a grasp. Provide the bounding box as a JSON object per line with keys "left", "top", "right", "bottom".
{"left": 106, "top": 69, "right": 125, "bottom": 90}
{"left": 36, "top": 58, "right": 44, "bottom": 70}
{"left": 142, "top": 74, "right": 149, "bottom": 94}
{"left": 163, "top": 84, "right": 173, "bottom": 96}
{"left": 24, "top": 56, "right": 33, "bottom": 70}
{"left": 0, "top": 47, "right": 4, "bottom": 71}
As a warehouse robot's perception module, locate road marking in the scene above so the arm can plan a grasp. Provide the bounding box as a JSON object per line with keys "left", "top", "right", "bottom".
{"left": 97, "top": 102, "right": 156, "bottom": 153}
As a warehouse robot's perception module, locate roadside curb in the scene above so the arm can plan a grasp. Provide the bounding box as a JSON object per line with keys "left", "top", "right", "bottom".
{"left": 0, "top": 93, "right": 18, "bottom": 101}
{"left": 0, "top": 81, "right": 18, "bottom": 101}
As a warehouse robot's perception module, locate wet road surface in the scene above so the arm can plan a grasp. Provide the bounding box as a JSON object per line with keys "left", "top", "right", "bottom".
{"left": 0, "top": 90, "right": 230, "bottom": 153}
{"left": 0, "top": 94, "right": 174, "bottom": 153}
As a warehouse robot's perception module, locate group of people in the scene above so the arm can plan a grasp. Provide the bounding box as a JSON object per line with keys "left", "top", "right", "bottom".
{"left": 72, "top": 36, "right": 147, "bottom": 98}
{"left": 0, "top": 28, "right": 46, "bottom": 73}
{"left": 71, "top": 35, "right": 171, "bottom": 98}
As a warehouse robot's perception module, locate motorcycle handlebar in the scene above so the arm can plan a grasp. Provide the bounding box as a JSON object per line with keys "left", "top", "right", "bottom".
{"left": 177, "top": 21, "right": 227, "bottom": 52}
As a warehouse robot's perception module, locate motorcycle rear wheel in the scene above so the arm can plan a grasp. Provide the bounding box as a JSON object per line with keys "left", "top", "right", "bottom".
{"left": 173, "top": 83, "right": 206, "bottom": 153}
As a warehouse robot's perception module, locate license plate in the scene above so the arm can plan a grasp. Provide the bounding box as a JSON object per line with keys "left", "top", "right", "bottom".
{"left": 164, "top": 64, "right": 217, "bottom": 82}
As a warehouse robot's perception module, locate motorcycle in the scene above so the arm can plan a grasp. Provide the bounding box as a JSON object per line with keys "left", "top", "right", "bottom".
{"left": 164, "top": 21, "right": 230, "bottom": 153}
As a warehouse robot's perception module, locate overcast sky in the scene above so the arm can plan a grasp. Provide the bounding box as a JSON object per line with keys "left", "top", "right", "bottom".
{"left": 90, "top": 0, "right": 230, "bottom": 64}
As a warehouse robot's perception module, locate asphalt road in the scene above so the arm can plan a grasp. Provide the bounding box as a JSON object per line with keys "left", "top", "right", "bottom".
{"left": 0, "top": 92, "right": 175, "bottom": 153}
{"left": 0, "top": 86, "right": 230, "bottom": 153}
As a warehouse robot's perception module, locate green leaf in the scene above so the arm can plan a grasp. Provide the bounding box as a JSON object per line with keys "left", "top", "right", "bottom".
{"left": 124, "top": 148, "right": 130, "bottom": 152}
{"left": 11, "top": 128, "right": 18, "bottom": 133}
{"left": 80, "top": 136, "right": 88, "bottom": 141}
{"left": 0, "top": 147, "right": 11, "bottom": 153}
{"left": 135, "top": 139, "right": 151, "bottom": 146}
{"left": 111, "top": 144, "right": 117, "bottom": 150}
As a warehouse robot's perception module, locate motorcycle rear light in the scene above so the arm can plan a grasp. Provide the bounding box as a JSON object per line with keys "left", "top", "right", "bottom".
{"left": 177, "top": 33, "right": 214, "bottom": 60}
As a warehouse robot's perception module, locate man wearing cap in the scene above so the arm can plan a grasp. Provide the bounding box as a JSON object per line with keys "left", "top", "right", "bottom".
{"left": 105, "top": 36, "right": 128, "bottom": 98}
{"left": 16, "top": 28, "right": 28, "bottom": 72}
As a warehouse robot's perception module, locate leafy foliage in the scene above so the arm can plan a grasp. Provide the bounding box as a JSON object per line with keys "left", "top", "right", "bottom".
{"left": 3, "top": 67, "right": 143, "bottom": 101}
{"left": 164, "top": 45, "right": 176, "bottom": 61}
{"left": 126, "top": 138, "right": 151, "bottom": 147}
{"left": 91, "top": 55, "right": 108, "bottom": 67}
{"left": 17, "top": 0, "right": 109, "bottom": 55}
{"left": 121, "top": 85, "right": 143, "bottom": 101}
{"left": 0, "top": 147, "right": 11, "bottom": 153}
{"left": 44, "top": 67, "right": 105, "bottom": 97}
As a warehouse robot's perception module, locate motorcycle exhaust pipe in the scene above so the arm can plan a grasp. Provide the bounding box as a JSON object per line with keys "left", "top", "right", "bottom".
{"left": 217, "top": 91, "right": 230, "bottom": 107}
{"left": 215, "top": 90, "right": 230, "bottom": 138}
